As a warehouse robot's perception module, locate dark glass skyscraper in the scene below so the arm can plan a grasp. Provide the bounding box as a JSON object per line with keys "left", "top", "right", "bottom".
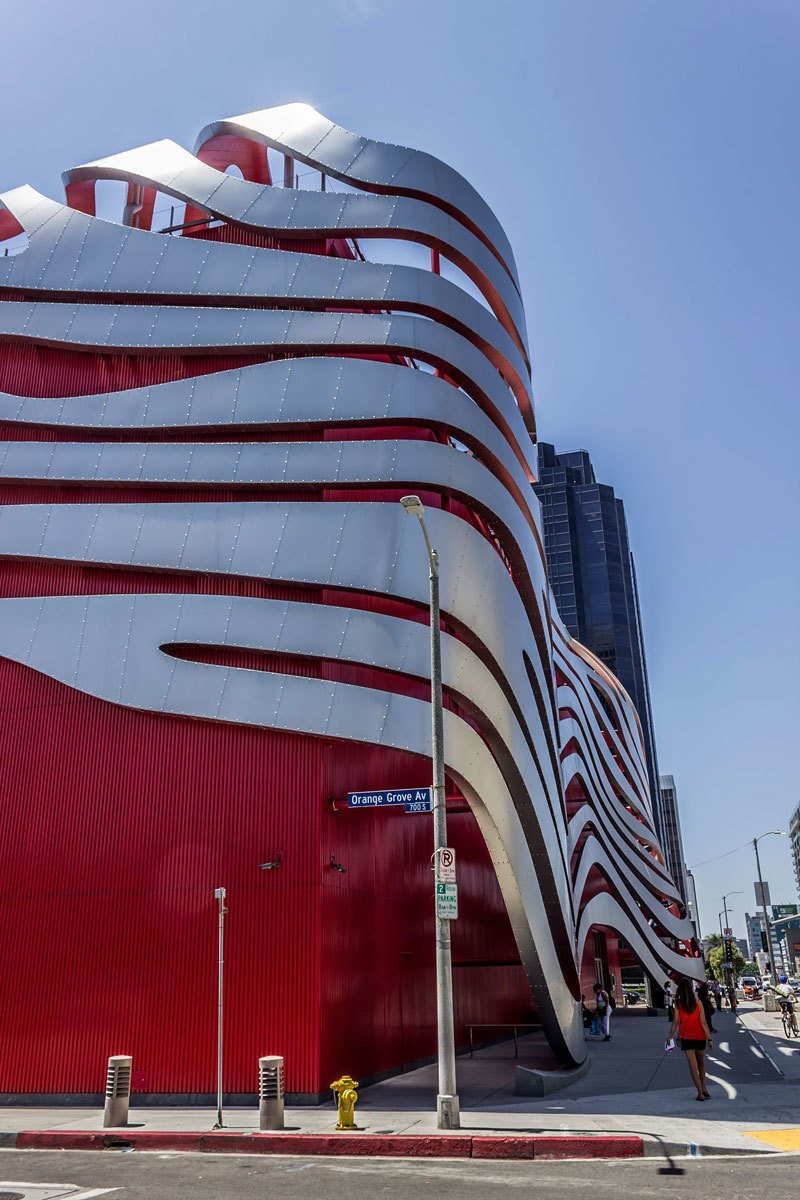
{"left": 534, "top": 443, "right": 666, "bottom": 859}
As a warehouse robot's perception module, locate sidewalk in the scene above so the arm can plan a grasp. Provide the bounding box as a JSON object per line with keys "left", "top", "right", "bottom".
{"left": 1, "top": 1006, "right": 798, "bottom": 1159}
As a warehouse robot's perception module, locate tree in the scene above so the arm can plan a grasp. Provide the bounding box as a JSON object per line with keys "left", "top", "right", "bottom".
{"left": 708, "top": 941, "right": 746, "bottom": 983}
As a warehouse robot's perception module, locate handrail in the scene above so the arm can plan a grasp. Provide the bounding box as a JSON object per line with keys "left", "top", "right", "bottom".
{"left": 465, "top": 1022, "right": 541, "bottom": 1059}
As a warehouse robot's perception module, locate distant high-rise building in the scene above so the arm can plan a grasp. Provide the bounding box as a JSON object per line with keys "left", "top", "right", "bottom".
{"left": 534, "top": 444, "right": 665, "bottom": 851}
{"left": 658, "top": 775, "right": 689, "bottom": 907}
{"left": 746, "top": 911, "right": 785, "bottom": 972}
{"left": 790, "top": 802, "right": 800, "bottom": 900}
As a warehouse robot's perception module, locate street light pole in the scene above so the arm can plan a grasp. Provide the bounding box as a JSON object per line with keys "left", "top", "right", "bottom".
{"left": 754, "top": 832, "right": 785, "bottom": 986}
{"left": 400, "top": 496, "right": 460, "bottom": 1131}
{"left": 721, "top": 891, "right": 742, "bottom": 991}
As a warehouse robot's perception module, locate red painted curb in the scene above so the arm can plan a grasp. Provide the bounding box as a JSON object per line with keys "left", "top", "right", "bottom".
{"left": 16, "top": 1130, "right": 204, "bottom": 1152}
{"left": 15, "top": 1129, "right": 645, "bottom": 1161}
{"left": 533, "top": 1135, "right": 644, "bottom": 1160}
{"left": 472, "top": 1135, "right": 535, "bottom": 1159}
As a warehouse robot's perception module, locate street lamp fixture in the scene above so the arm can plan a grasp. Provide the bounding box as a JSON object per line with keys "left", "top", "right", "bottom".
{"left": 753, "top": 831, "right": 786, "bottom": 986}
{"left": 400, "top": 495, "right": 460, "bottom": 1131}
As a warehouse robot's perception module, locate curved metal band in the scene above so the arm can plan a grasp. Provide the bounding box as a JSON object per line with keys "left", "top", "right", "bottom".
{"left": 577, "top": 895, "right": 703, "bottom": 984}
{"left": 0, "top": 188, "right": 532, "bottom": 426}
{"left": 62, "top": 139, "right": 528, "bottom": 360}
{"left": 0, "top": 298, "right": 536, "bottom": 477}
{"left": 0, "top": 357, "right": 536, "bottom": 519}
{"left": 194, "top": 104, "right": 521, "bottom": 290}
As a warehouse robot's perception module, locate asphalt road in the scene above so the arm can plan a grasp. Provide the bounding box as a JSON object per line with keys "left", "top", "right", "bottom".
{"left": 0, "top": 1149, "right": 795, "bottom": 1199}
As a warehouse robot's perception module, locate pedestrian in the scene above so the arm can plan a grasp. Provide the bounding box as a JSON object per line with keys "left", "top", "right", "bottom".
{"left": 663, "top": 978, "right": 675, "bottom": 1022}
{"left": 710, "top": 979, "right": 722, "bottom": 1011}
{"left": 697, "top": 981, "right": 716, "bottom": 1033}
{"left": 580, "top": 993, "right": 593, "bottom": 1030}
{"left": 593, "top": 982, "right": 611, "bottom": 1041}
{"left": 727, "top": 982, "right": 738, "bottom": 1012}
{"left": 667, "top": 977, "right": 713, "bottom": 1101}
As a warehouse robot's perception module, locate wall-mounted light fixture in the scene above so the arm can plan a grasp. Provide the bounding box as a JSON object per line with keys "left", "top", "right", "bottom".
{"left": 329, "top": 854, "right": 347, "bottom": 874}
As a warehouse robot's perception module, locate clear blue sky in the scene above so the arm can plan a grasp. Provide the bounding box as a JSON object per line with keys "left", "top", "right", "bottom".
{"left": 1, "top": 0, "right": 797, "bottom": 944}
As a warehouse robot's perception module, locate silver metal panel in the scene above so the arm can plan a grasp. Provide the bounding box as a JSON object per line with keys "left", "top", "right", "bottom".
{"left": 0, "top": 189, "right": 531, "bottom": 420}
{"left": 577, "top": 895, "right": 704, "bottom": 984}
{"left": 194, "top": 104, "right": 520, "bottom": 292}
{"left": 0, "top": 300, "right": 535, "bottom": 475}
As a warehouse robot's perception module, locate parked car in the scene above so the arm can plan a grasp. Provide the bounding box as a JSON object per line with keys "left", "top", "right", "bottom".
{"left": 623, "top": 989, "right": 642, "bottom": 1006}
{"left": 740, "top": 975, "right": 760, "bottom": 996}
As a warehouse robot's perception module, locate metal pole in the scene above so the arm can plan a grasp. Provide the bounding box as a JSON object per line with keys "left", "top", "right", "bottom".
{"left": 754, "top": 838, "right": 777, "bottom": 986}
{"left": 213, "top": 887, "right": 226, "bottom": 1128}
{"left": 400, "top": 496, "right": 460, "bottom": 1130}
{"left": 428, "top": 548, "right": 460, "bottom": 1130}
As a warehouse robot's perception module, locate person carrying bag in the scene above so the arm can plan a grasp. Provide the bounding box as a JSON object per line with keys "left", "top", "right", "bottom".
{"left": 593, "top": 982, "right": 612, "bottom": 1041}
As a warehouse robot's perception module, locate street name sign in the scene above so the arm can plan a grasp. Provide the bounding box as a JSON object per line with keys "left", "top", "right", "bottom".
{"left": 439, "top": 847, "right": 456, "bottom": 883}
{"left": 347, "top": 787, "right": 432, "bottom": 814}
{"left": 436, "top": 882, "right": 458, "bottom": 920}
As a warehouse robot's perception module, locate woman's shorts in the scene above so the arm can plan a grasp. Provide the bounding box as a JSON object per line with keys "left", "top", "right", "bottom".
{"left": 680, "top": 1038, "right": 707, "bottom": 1051}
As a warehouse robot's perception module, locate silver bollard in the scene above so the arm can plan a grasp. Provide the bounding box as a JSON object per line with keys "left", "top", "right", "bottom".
{"left": 258, "top": 1055, "right": 284, "bottom": 1130}
{"left": 103, "top": 1055, "right": 133, "bottom": 1128}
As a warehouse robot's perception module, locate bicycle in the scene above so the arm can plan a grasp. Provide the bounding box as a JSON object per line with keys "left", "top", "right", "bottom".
{"left": 779, "top": 1001, "right": 799, "bottom": 1038}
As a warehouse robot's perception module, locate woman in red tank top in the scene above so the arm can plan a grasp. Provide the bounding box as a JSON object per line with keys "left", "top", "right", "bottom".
{"left": 667, "top": 978, "right": 714, "bottom": 1100}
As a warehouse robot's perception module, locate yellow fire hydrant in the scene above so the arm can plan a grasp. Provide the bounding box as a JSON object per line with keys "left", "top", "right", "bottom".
{"left": 330, "top": 1074, "right": 360, "bottom": 1130}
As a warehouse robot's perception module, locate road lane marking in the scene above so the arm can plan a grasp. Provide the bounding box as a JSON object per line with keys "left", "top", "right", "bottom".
{"left": 706, "top": 1056, "right": 732, "bottom": 1071}
{"left": 705, "top": 1072, "right": 737, "bottom": 1099}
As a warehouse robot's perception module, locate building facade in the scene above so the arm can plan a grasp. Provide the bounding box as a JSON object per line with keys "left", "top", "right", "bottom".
{"left": 772, "top": 914, "right": 800, "bottom": 976}
{"left": 746, "top": 911, "right": 785, "bottom": 972}
{"left": 533, "top": 444, "right": 665, "bottom": 853}
{"left": 0, "top": 104, "right": 701, "bottom": 1101}
{"left": 658, "top": 775, "right": 689, "bottom": 907}
{"left": 790, "top": 802, "right": 800, "bottom": 900}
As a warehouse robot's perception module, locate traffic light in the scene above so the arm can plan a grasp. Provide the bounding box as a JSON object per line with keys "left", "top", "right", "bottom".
{"left": 761, "top": 931, "right": 768, "bottom": 953}
{"left": 723, "top": 937, "right": 734, "bottom": 961}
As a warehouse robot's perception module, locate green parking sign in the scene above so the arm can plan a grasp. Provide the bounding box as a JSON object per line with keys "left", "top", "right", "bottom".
{"left": 436, "top": 882, "right": 458, "bottom": 920}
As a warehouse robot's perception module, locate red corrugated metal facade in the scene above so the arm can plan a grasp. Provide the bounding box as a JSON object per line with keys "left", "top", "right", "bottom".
{"left": 0, "top": 647, "right": 531, "bottom": 1099}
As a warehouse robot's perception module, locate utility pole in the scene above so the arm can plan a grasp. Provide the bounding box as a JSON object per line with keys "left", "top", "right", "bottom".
{"left": 722, "top": 891, "right": 742, "bottom": 993}
{"left": 400, "top": 496, "right": 460, "bottom": 1131}
{"left": 213, "top": 886, "right": 227, "bottom": 1129}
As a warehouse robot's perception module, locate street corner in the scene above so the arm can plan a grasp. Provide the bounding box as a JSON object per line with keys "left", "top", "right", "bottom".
{"left": 744, "top": 1128, "right": 800, "bottom": 1152}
